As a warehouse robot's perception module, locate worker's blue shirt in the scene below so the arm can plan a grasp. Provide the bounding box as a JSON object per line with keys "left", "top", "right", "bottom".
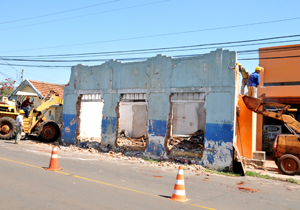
{"left": 248, "top": 72, "right": 260, "bottom": 87}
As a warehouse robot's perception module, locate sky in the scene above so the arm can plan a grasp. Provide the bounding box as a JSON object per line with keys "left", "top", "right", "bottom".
{"left": 0, "top": 0, "right": 300, "bottom": 86}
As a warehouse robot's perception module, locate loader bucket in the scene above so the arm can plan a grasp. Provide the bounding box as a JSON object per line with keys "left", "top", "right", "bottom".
{"left": 242, "top": 95, "right": 262, "bottom": 111}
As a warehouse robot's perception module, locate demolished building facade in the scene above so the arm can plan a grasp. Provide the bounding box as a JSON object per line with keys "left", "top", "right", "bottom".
{"left": 62, "top": 49, "right": 238, "bottom": 170}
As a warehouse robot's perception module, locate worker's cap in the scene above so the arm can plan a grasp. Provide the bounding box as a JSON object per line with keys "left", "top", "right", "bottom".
{"left": 26, "top": 96, "right": 30, "bottom": 99}
{"left": 19, "top": 110, "right": 25, "bottom": 114}
{"left": 238, "top": 63, "right": 242, "bottom": 66}
{"left": 255, "top": 66, "right": 262, "bottom": 71}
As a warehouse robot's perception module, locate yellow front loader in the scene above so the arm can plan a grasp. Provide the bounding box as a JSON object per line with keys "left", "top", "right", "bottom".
{"left": 0, "top": 95, "right": 63, "bottom": 142}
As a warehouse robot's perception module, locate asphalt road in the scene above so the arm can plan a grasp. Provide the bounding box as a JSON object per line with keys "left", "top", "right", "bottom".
{"left": 1, "top": 139, "right": 300, "bottom": 210}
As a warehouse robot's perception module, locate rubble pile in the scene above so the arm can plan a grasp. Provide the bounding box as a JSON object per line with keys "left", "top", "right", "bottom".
{"left": 117, "top": 129, "right": 147, "bottom": 147}
{"left": 168, "top": 130, "right": 205, "bottom": 153}
{"left": 58, "top": 140, "right": 101, "bottom": 154}
{"left": 242, "top": 157, "right": 265, "bottom": 169}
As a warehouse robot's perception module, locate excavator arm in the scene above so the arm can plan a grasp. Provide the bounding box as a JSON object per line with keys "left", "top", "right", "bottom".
{"left": 242, "top": 94, "right": 300, "bottom": 134}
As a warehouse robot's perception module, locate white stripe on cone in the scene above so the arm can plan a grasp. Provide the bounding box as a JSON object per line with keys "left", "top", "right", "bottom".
{"left": 175, "top": 179, "right": 185, "bottom": 185}
{"left": 178, "top": 170, "right": 183, "bottom": 175}
{"left": 173, "top": 190, "right": 186, "bottom": 195}
{"left": 53, "top": 147, "right": 57, "bottom": 151}
{"left": 51, "top": 154, "right": 58, "bottom": 158}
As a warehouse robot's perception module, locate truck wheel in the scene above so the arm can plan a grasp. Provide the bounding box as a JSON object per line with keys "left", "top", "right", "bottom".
{"left": 0, "top": 117, "right": 17, "bottom": 140}
{"left": 278, "top": 154, "right": 300, "bottom": 175}
{"left": 275, "top": 158, "right": 278, "bottom": 166}
{"left": 38, "top": 121, "right": 60, "bottom": 142}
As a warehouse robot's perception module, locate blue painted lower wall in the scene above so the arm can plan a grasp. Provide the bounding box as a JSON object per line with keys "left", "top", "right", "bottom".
{"left": 148, "top": 119, "right": 167, "bottom": 137}
{"left": 205, "top": 123, "right": 233, "bottom": 143}
{"left": 61, "top": 115, "right": 234, "bottom": 170}
{"left": 61, "top": 114, "right": 77, "bottom": 144}
{"left": 101, "top": 117, "right": 117, "bottom": 144}
{"left": 202, "top": 123, "right": 234, "bottom": 169}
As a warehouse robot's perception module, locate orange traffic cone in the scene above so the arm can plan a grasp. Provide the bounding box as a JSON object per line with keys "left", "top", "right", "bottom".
{"left": 46, "top": 146, "right": 62, "bottom": 171}
{"left": 169, "top": 165, "right": 190, "bottom": 202}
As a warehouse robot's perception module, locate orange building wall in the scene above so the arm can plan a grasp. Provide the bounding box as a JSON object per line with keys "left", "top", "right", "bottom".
{"left": 259, "top": 44, "right": 300, "bottom": 83}
{"left": 236, "top": 95, "right": 253, "bottom": 159}
{"left": 256, "top": 44, "right": 300, "bottom": 151}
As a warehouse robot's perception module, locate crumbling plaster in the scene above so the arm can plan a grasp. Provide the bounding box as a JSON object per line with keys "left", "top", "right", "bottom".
{"left": 62, "top": 49, "right": 237, "bottom": 170}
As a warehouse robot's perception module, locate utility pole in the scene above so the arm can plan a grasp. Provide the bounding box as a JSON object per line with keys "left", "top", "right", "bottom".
{"left": 22, "top": 69, "right": 24, "bottom": 82}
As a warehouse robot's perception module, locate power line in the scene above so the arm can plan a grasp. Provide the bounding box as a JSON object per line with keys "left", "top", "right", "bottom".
{"left": 2, "top": 53, "right": 300, "bottom": 68}
{"left": 24, "top": 71, "right": 62, "bottom": 83}
{"left": 0, "top": 57, "right": 19, "bottom": 72}
{"left": 0, "top": 0, "right": 119, "bottom": 25}
{"left": 1, "top": 38, "right": 300, "bottom": 63}
{"left": 2, "top": 34, "right": 300, "bottom": 59}
{"left": 1, "top": 14, "right": 300, "bottom": 54}
{"left": 0, "top": 0, "right": 170, "bottom": 32}
{"left": 239, "top": 54, "right": 300, "bottom": 60}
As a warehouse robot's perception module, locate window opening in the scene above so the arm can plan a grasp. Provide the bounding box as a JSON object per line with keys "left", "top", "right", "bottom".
{"left": 167, "top": 93, "right": 206, "bottom": 158}
{"left": 116, "top": 93, "right": 148, "bottom": 150}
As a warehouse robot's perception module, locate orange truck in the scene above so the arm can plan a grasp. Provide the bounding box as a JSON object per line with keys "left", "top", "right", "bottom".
{"left": 243, "top": 94, "right": 300, "bottom": 175}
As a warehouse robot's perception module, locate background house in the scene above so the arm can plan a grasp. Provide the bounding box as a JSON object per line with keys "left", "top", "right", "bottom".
{"left": 9, "top": 79, "right": 65, "bottom": 125}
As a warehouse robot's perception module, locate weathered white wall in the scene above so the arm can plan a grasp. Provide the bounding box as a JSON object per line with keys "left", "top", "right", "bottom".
{"left": 80, "top": 101, "right": 103, "bottom": 138}
{"left": 119, "top": 102, "right": 147, "bottom": 137}
{"left": 172, "top": 102, "right": 205, "bottom": 135}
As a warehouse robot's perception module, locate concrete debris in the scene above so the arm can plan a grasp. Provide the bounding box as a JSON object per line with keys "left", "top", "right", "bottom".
{"left": 117, "top": 132, "right": 147, "bottom": 148}
{"left": 168, "top": 130, "right": 205, "bottom": 153}
{"left": 242, "top": 157, "right": 265, "bottom": 169}
{"left": 119, "top": 129, "right": 130, "bottom": 138}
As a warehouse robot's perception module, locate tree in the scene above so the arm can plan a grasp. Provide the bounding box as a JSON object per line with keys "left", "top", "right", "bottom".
{"left": 0, "top": 78, "right": 16, "bottom": 100}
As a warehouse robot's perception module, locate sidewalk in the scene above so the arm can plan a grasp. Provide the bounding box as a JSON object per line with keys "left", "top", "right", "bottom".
{"left": 245, "top": 157, "right": 300, "bottom": 183}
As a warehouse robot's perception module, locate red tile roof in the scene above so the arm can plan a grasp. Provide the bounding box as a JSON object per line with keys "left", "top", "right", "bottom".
{"left": 29, "top": 80, "right": 65, "bottom": 98}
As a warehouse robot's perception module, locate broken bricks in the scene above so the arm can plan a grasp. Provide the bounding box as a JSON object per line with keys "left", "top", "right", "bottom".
{"left": 167, "top": 130, "right": 205, "bottom": 155}
{"left": 117, "top": 129, "right": 147, "bottom": 148}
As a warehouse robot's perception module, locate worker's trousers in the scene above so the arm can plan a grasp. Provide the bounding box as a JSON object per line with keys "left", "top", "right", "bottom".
{"left": 248, "top": 86, "right": 257, "bottom": 97}
{"left": 241, "top": 78, "right": 248, "bottom": 95}
{"left": 15, "top": 126, "right": 22, "bottom": 143}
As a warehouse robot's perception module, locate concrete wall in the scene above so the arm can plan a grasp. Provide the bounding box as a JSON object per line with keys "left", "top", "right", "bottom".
{"left": 119, "top": 102, "right": 147, "bottom": 137}
{"left": 62, "top": 49, "right": 237, "bottom": 170}
{"left": 172, "top": 102, "right": 205, "bottom": 135}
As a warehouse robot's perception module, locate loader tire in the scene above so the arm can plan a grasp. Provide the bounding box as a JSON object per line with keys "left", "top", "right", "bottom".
{"left": 278, "top": 154, "right": 300, "bottom": 175}
{"left": 0, "top": 117, "right": 17, "bottom": 140}
{"left": 38, "top": 121, "right": 60, "bottom": 142}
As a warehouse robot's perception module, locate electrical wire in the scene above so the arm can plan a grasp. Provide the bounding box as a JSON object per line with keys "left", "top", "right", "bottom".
{"left": 2, "top": 34, "right": 300, "bottom": 59}
{"left": 2, "top": 39, "right": 300, "bottom": 62}
{"left": 0, "top": 0, "right": 119, "bottom": 25}
{"left": 24, "top": 71, "right": 62, "bottom": 83}
{"left": 2, "top": 53, "right": 300, "bottom": 68}
{"left": 1, "top": 15, "right": 300, "bottom": 54}
{"left": 0, "top": 0, "right": 170, "bottom": 31}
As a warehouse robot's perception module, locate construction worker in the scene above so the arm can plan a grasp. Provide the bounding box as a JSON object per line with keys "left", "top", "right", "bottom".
{"left": 237, "top": 63, "right": 249, "bottom": 95}
{"left": 15, "top": 110, "right": 25, "bottom": 144}
{"left": 21, "top": 96, "right": 33, "bottom": 117}
{"left": 248, "top": 66, "right": 263, "bottom": 97}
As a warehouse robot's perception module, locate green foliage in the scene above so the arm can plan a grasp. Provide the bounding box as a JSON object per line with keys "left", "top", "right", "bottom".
{"left": 246, "top": 171, "right": 273, "bottom": 179}
{"left": 144, "top": 158, "right": 160, "bottom": 163}
{"left": 286, "top": 178, "right": 297, "bottom": 184}
{"left": 0, "top": 78, "right": 16, "bottom": 99}
{"left": 205, "top": 168, "right": 241, "bottom": 176}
